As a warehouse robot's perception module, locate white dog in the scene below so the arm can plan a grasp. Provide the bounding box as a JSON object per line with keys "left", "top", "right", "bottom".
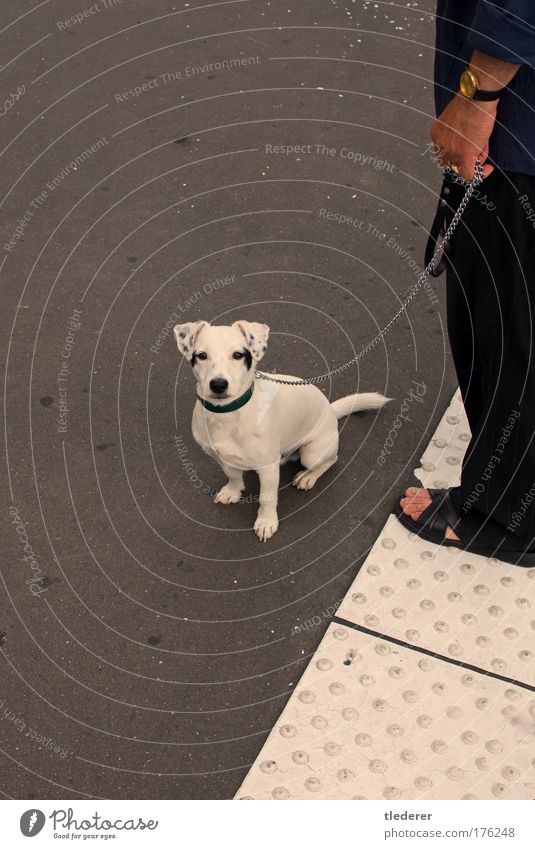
{"left": 174, "top": 320, "right": 389, "bottom": 541}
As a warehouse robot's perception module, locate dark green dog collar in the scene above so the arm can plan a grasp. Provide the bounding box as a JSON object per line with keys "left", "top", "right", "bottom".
{"left": 197, "top": 383, "right": 254, "bottom": 413}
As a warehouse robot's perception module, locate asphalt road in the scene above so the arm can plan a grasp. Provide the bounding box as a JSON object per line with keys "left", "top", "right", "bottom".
{"left": 0, "top": 0, "right": 457, "bottom": 799}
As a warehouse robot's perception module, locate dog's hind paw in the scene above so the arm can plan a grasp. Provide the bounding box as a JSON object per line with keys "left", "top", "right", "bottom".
{"left": 254, "top": 513, "right": 279, "bottom": 542}
{"left": 214, "top": 484, "right": 243, "bottom": 504}
{"left": 293, "top": 470, "right": 318, "bottom": 490}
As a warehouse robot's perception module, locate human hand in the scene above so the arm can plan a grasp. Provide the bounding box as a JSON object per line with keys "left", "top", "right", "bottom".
{"left": 431, "top": 93, "right": 497, "bottom": 181}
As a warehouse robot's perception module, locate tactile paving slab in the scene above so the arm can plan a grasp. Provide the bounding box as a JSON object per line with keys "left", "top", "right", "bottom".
{"left": 236, "top": 624, "right": 535, "bottom": 800}
{"left": 414, "top": 388, "right": 467, "bottom": 488}
{"left": 336, "top": 517, "right": 535, "bottom": 687}
{"left": 336, "top": 383, "right": 535, "bottom": 687}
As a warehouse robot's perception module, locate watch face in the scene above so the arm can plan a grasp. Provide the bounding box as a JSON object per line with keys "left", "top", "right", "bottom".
{"left": 460, "top": 70, "right": 477, "bottom": 98}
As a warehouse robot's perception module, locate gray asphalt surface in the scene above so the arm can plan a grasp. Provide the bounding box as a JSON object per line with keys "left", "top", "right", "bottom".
{"left": 0, "top": 0, "right": 457, "bottom": 799}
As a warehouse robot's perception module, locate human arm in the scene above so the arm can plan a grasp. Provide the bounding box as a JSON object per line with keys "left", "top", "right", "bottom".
{"left": 431, "top": 50, "right": 520, "bottom": 180}
{"left": 431, "top": 0, "right": 535, "bottom": 180}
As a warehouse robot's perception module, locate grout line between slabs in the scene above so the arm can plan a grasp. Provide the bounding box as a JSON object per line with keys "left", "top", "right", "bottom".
{"left": 332, "top": 615, "right": 535, "bottom": 693}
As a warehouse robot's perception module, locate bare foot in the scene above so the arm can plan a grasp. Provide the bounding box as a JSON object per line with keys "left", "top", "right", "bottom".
{"left": 400, "top": 487, "right": 460, "bottom": 541}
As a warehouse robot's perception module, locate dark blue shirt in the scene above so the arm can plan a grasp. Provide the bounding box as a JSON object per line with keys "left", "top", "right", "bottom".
{"left": 435, "top": 1, "right": 535, "bottom": 175}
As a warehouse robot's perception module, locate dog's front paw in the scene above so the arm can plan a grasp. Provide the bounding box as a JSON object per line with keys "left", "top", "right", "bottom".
{"left": 254, "top": 512, "right": 279, "bottom": 542}
{"left": 214, "top": 484, "right": 243, "bottom": 505}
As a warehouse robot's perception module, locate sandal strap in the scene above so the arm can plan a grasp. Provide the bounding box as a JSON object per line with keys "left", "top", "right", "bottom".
{"left": 413, "top": 499, "right": 448, "bottom": 535}
{"left": 410, "top": 488, "right": 461, "bottom": 536}
{"left": 439, "top": 492, "right": 461, "bottom": 532}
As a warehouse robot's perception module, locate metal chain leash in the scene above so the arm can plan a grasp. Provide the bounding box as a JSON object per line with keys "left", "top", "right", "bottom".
{"left": 256, "top": 160, "right": 484, "bottom": 386}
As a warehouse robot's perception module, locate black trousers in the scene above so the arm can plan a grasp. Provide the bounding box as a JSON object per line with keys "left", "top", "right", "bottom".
{"left": 445, "top": 169, "right": 535, "bottom": 550}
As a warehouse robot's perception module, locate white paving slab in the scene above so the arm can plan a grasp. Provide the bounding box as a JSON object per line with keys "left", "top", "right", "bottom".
{"left": 337, "top": 386, "right": 535, "bottom": 687}
{"left": 236, "top": 624, "right": 535, "bottom": 800}
{"left": 414, "top": 387, "right": 467, "bottom": 488}
{"left": 336, "top": 515, "right": 535, "bottom": 687}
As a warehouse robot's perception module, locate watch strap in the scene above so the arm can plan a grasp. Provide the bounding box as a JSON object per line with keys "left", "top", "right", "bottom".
{"left": 472, "top": 85, "right": 508, "bottom": 101}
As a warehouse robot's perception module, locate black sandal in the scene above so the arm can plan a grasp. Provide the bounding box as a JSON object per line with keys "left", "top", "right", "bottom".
{"left": 395, "top": 487, "right": 535, "bottom": 567}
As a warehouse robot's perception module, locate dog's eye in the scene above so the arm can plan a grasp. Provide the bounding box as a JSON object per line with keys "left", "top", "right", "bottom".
{"left": 232, "top": 351, "right": 244, "bottom": 360}
{"left": 196, "top": 352, "right": 208, "bottom": 361}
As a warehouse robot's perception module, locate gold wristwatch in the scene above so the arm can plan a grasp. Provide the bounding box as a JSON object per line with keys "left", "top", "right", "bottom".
{"left": 459, "top": 67, "right": 507, "bottom": 101}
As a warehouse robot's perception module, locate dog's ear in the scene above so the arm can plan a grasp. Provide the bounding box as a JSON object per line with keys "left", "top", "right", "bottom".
{"left": 173, "top": 321, "right": 209, "bottom": 358}
{"left": 233, "top": 320, "right": 270, "bottom": 362}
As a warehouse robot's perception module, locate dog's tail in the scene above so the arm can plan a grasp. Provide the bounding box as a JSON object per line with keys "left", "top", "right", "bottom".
{"left": 330, "top": 392, "right": 390, "bottom": 419}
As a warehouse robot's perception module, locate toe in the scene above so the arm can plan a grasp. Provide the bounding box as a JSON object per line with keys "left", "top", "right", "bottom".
{"left": 408, "top": 508, "right": 424, "bottom": 520}
{"left": 254, "top": 517, "right": 279, "bottom": 541}
{"left": 401, "top": 495, "right": 424, "bottom": 509}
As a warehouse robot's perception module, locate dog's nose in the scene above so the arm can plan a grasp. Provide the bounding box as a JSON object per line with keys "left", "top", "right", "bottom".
{"left": 209, "top": 378, "right": 229, "bottom": 395}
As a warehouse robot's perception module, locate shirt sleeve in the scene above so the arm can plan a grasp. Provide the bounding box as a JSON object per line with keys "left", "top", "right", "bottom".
{"left": 467, "top": 1, "right": 535, "bottom": 65}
